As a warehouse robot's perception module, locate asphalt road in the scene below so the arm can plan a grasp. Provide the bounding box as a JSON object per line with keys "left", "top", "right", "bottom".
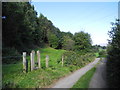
{"left": 89, "top": 58, "right": 108, "bottom": 88}
{"left": 52, "top": 58, "right": 100, "bottom": 88}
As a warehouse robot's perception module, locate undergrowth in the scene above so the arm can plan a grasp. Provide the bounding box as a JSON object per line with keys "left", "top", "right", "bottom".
{"left": 2, "top": 47, "right": 95, "bottom": 88}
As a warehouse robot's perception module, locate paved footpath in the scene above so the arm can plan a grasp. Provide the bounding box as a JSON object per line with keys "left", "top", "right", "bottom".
{"left": 89, "top": 58, "right": 108, "bottom": 88}
{"left": 52, "top": 58, "right": 100, "bottom": 88}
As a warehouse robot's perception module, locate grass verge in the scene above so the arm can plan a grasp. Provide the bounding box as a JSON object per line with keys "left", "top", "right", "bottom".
{"left": 2, "top": 47, "right": 95, "bottom": 88}
{"left": 72, "top": 67, "right": 96, "bottom": 88}
{"left": 2, "top": 47, "right": 67, "bottom": 88}
{"left": 94, "top": 52, "right": 99, "bottom": 57}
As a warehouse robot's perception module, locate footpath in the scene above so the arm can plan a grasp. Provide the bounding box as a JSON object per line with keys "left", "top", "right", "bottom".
{"left": 52, "top": 58, "right": 100, "bottom": 88}
{"left": 89, "top": 58, "right": 108, "bottom": 88}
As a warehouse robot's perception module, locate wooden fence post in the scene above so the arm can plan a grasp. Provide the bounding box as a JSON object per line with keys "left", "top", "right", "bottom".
{"left": 62, "top": 56, "right": 64, "bottom": 67}
{"left": 30, "top": 53, "right": 33, "bottom": 71}
{"left": 37, "top": 50, "right": 41, "bottom": 68}
{"left": 23, "top": 52, "right": 27, "bottom": 73}
{"left": 46, "top": 55, "right": 49, "bottom": 68}
{"left": 31, "top": 50, "right": 35, "bottom": 71}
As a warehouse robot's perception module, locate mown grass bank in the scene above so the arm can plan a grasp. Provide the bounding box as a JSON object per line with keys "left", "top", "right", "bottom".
{"left": 72, "top": 67, "right": 96, "bottom": 88}
{"left": 3, "top": 47, "right": 95, "bottom": 88}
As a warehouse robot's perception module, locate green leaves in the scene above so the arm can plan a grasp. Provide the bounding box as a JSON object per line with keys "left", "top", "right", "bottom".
{"left": 3, "top": 2, "right": 37, "bottom": 51}
{"left": 62, "top": 36, "right": 75, "bottom": 50}
{"left": 107, "top": 20, "right": 120, "bottom": 88}
{"left": 47, "top": 31, "right": 59, "bottom": 48}
{"left": 73, "top": 31, "right": 92, "bottom": 53}
{"left": 3, "top": 2, "right": 93, "bottom": 66}
{"left": 63, "top": 51, "right": 95, "bottom": 67}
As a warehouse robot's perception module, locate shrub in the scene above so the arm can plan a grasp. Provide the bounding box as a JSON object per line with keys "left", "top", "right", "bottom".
{"left": 107, "top": 20, "right": 120, "bottom": 88}
{"left": 2, "top": 47, "right": 21, "bottom": 64}
{"left": 99, "top": 50, "right": 106, "bottom": 57}
{"left": 107, "top": 48, "right": 120, "bottom": 88}
{"left": 62, "top": 51, "right": 95, "bottom": 67}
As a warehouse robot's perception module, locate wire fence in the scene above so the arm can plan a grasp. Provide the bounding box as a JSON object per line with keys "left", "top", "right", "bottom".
{"left": 2, "top": 55, "right": 23, "bottom": 64}
{"left": 2, "top": 55, "right": 22, "bottom": 59}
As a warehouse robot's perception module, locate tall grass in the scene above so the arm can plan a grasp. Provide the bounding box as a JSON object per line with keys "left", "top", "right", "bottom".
{"left": 2, "top": 47, "right": 95, "bottom": 88}
{"left": 3, "top": 47, "right": 66, "bottom": 88}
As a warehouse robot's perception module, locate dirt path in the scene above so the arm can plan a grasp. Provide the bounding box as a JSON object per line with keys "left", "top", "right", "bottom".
{"left": 89, "top": 58, "right": 108, "bottom": 88}
{"left": 52, "top": 58, "right": 100, "bottom": 88}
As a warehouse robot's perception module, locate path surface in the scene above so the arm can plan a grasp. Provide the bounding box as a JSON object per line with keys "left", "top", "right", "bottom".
{"left": 52, "top": 58, "right": 100, "bottom": 88}
{"left": 89, "top": 58, "right": 108, "bottom": 88}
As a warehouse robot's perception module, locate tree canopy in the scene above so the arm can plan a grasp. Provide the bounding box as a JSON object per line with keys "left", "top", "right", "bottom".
{"left": 107, "top": 19, "right": 120, "bottom": 88}
{"left": 73, "top": 31, "right": 92, "bottom": 53}
{"left": 2, "top": 2, "right": 93, "bottom": 56}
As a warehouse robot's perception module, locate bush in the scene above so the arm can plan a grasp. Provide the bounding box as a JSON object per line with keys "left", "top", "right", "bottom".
{"left": 107, "top": 20, "right": 120, "bottom": 88}
{"left": 99, "top": 50, "right": 106, "bottom": 57}
{"left": 107, "top": 48, "right": 120, "bottom": 88}
{"left": 2, "top": 47, "right": 21, "bottom": 64}
{"left": 61, "top": 51, "right": 95, "bottom": 67}
{"left": 69, "top": 65, "right": 77, "bottom": 72}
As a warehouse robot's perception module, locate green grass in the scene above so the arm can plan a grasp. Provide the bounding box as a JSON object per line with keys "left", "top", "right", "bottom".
{"left": 2, "top": 47, "right": 68, "bottom": 88}
{"left": 72, "top": 67, "right": 96, "bottom": 88}
{"left": 2, "top": 47, "right": 95, "bottom": 88}
{"left": 94, "top": 52, "right": 99, "bottom": 57}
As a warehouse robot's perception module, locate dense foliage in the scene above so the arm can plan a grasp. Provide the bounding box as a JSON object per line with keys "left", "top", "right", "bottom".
{"left": 2, "top": 47, "right": 95, "bottom": 88}
{"left": 62, "top": 36, "right": 75, "bottom": 51}
{"left": 58, "top": 51, "right": 95, "bottom": 68}
{"left": 107, "top": 19, "right": 120, "bottom": 88}
{"left": 2, "top": 2, "right": 97, "bottom": 88}
{"left": 2, "top": 2, "right": 93, "bottom": 64}
{"left": 73, "top": 31, "right": 92, "bottom": 53}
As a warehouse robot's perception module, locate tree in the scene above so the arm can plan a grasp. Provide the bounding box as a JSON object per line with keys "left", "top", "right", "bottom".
{"left": 2, "top": 2, "right": 38, "bottom": 51}
{"left": 47, "top": 31, "right": 59, "bottom": 48}
{"left": 107, "top": 19, "right": 120, "bottom": 88}
{"left": 61, "top": 31, "right": 73, "bottom": 38}
{"left": 73, "top": 31, "right": 92, "bottom": 53}
{"left": 62, "top": 36, "right": 75, "bottom": 50}
{"left": 92, "top": 45, "right": 99, "bottom": 53}
{"left": 38, "top": 14, "right": 49, "bottom": 43}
